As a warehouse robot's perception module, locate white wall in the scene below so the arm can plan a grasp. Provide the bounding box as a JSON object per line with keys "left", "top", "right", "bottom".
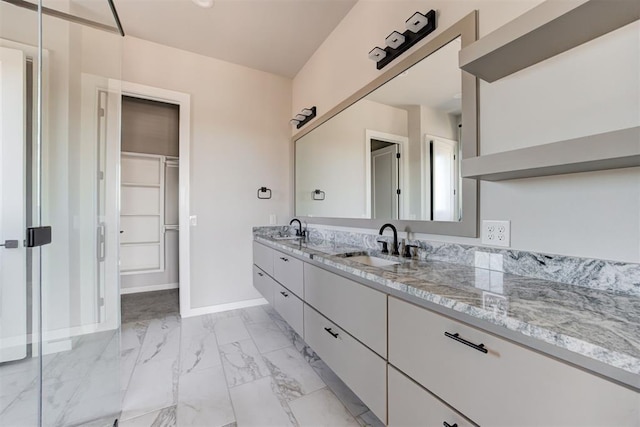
{"left": 122, "top": 37, "right": 292, "bottom": 309}
{"left": 293, "top": 1, "right": 640, "bottom": 263}
{"left": 296, "top": 99, "right": 407, "bottom": 218}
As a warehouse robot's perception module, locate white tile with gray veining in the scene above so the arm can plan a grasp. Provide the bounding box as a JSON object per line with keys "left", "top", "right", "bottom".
{"left": 254, "top": 227, "right": 640, "bottom": 381}
{"left": 219, "top": 339, "right": 270, "bottom": 387}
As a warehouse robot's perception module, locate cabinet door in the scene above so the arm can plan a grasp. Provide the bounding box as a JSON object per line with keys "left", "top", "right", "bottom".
{"left": 388, "top": 297, "right": 640, "bottom": 426}
{"left": 273, "top": 282, "right": 303, "bottom": 337}
{"left": 273, "top": 251, "right": 304, "bottom": 297}
{"left": 388, "top": 366, "right": 475, "bottom": 427}
{"left": 304, "top": 264, "right": 386, "bottom": 357}
{"left": 253, "top": 265, "right": 274, "bottom": 306}
{"left": 304, "top": 304, "right": 386, "bottom": 423}
{"left": 253, "top": 242, "right": 274, "bottom": 276}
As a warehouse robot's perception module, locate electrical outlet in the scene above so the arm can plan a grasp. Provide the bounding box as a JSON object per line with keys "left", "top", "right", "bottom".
{"left": 482, "top": 220, "right": 510, "bottom": 247}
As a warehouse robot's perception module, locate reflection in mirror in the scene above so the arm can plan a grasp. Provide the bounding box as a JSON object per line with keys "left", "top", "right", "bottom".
{"left": 296, "top": 37, "right": 462, "bottom": 222}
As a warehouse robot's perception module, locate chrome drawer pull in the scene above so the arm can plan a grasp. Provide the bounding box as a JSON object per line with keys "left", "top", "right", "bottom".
{"left": 324, "top": 327, "right": 339, "bottom": 338}
{"left": 443, "top": 422, "right": 458, "bottom": 427}
{"left": 280, "top": 257, "right": 289, "bottom": 262}
{"left": 280, "top": 291, "right": 289, "bottom": 298}
{"left": 444, "top": 332, "right": 488, "bottom": 354}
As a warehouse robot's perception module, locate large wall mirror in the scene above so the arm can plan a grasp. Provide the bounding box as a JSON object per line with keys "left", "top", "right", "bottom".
{"left": 294, "top": 11, "right": 478, "bottom": 237}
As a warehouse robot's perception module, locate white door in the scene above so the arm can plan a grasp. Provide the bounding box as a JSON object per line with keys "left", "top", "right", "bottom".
{"left": 432, "top": 137, "right": 457, "bottom": 221}
{"left": 371, "top": 144, "right": 399, "bottom": 219}
{"left": 0, "top": 46, "right": 27, "bottom": 362}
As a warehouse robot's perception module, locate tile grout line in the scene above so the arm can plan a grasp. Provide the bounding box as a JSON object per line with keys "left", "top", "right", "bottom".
{"left": 211, "top": 312, "right": 241, "bottom": 427}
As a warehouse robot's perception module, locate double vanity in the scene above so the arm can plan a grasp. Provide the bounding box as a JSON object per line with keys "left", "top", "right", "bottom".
{"left": 252, "top": 229, "right": 639, "bottom": 426}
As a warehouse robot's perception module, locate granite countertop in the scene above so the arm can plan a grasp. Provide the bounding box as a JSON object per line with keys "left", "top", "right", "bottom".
{"left": 254, "top": 234, "right": 640, "bottom": 388}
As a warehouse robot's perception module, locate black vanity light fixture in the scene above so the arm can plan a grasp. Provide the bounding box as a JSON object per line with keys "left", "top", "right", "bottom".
{"left": 368, "top": 9, "right": 437, "bottom": 70}
{"left": 290, "top": 106, "right": 317, "bottom": 129}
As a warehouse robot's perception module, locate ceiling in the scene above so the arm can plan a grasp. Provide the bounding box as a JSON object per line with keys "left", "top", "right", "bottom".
{"left": 65, "top": 0, "right": 357, "bottom": 78}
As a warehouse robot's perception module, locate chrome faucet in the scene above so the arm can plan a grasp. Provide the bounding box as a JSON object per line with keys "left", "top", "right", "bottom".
{"left": 378, "top": 223, "right": 399, "bottom": 256}
{"left": 289, "top": 218, "right": 305, "bottom": 238}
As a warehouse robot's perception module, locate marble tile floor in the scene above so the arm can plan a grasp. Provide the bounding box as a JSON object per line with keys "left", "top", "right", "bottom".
{"left": 120, "top": 302, "right": 385, "bottom": 427}
{"left": 0, "top": 330, "right": 120, "bottom": 427}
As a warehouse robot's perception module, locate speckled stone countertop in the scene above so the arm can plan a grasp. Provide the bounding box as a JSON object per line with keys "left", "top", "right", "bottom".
{"left": 254, "top": 234, "right": 640, "bottom": 389}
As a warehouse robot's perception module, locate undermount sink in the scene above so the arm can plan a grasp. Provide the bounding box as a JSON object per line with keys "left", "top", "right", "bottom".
{"left": 273, "top": 235, "right": 301, "bottom": 240}
{"left": 348, "top": 255, "right": 400, "bottom": 268}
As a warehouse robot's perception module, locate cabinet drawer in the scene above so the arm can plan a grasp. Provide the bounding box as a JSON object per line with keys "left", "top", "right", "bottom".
{"left": 304, "top": 264, "right": 386, "bottom": 357}
{"left": 388, "top": 297, "right": 640, "bottom": 426}
{"left": 253, "top": 265, "right": 275, "bottom": 306}
{"left": 304, "top": 304, "right": 386, "bottom": 423}
{"left": 273, "top": 251, "right": 303, "bottom": 297}
{"left": 253, "top": 242, "right": 274, "bottom": 276}
{"left": 274, "top": 282, "right": 303, "bottom": 337}
{"left": 388, "top": 366, "right": 475, "bottom": 427}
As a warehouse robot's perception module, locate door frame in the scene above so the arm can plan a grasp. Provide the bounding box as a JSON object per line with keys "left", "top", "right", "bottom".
{"left": 120, "top": 81, "right": 191, "bottom": 318}
{"left": 365, "top": 130, "right": 409, "bottom": 219}
{"left": 421, "top": 134, "right": 459, "bottom": 221}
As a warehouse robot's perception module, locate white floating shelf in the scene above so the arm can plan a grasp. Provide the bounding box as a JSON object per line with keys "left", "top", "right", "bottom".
{"left": 459, "top": 0, "right": 640, "bottom": 82}
{"left": 462, "top": 127, "right": 640, "bottom": 181}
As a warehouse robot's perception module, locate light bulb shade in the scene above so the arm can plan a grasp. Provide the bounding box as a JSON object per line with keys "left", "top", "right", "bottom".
{"left": 406, "top": 12, "right": 428, "bottom": 33}
{"left": 368, "top": 47, "right": 387, "bottom": 62}
{"left": 295, "top": 114, "right": 306, "bottom": 121}
{"left": 301, "top": 108, "right": 314, "bottom": 116}
{"left": 290, "top": 119, "right": 300, "bottom": 126}
{"left": 385, "top": 31, "right": 406, "bottom": 49}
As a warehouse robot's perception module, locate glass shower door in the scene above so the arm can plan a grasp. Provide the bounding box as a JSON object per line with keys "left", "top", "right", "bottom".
{"left": 1, "top": 0, "right": 124, "bottom": 425}
{"left": 0, "top": 3, "right": 42, "bottom": 425}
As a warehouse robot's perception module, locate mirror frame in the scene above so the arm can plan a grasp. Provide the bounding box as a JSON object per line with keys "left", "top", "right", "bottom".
{"left": 293, "top": 11, "right": 478, "bottom": 237}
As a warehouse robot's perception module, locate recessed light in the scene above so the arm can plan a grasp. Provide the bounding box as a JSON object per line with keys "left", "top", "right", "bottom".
{"left": 192, "top": 0, "right": 214, "bottom": 8}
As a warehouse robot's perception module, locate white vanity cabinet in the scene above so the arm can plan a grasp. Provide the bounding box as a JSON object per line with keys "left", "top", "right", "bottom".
{"left": 304, "top": 264, "right": 387, "bottom": 357}
{"left": 273, "top": 282, "right": 304, "bottom": 337}
{"left": 388, "top": 297, "right": 640, "bottom": 427}
{"left": 388, "top": 366, "right": 475, "bottom": 427}
{"left": 252, "top": 265, "right": 275, "bottom": 305}
{"left": 273, "top": 252, "right": 304, "bottom": 297}
{"left": 252, "top": 241, "right": 274, "bottom": 276}
{"left": 304, "top": 304, "right": 387, "bottom": 422}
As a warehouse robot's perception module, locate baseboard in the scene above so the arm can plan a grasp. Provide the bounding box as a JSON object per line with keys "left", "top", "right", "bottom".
{"left": 42, "top": 338, "right": 72, "bottom": 355}
{"left": 183, "top": 298, "right": 268, "bottom": 318}
{"left": 120, "top": 283, "right": 179, "bottom": 295}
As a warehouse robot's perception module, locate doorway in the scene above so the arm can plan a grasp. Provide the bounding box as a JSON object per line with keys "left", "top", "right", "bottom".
{"left": 371, "top": 140, "right": 400, "bottom": 219}
{"left": 120, "top": 96, "right": 180, "bottom": 320}
{"left": 119, "top": 82, "right": 191, "bottom": 319}
{"left": 365, "top": 130, "right": 409, "bottom": 220}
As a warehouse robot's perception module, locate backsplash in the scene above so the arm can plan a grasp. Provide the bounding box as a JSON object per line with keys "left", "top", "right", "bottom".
{"left": 253, "top": 225, "right": 640, "bottom": 296}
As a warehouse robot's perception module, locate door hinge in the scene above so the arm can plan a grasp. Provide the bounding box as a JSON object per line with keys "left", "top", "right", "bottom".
{"left": 26, "top": 226, "right": 52, "bottom": 248}
{"left": 99, "top": 108, "right": 105, "bottom": 117}
{"left": 396, "top": 189, "right": 401, "bottom": 195}
{"left": 99, "top": 297, "right": 105, "bottom": 307}
{"left": 396, "top": 153, "right": 401, "bottom": 159}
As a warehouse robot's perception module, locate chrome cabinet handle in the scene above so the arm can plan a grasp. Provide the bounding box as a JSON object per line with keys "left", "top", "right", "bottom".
{"left": 280, "top": 291, "right": 289, "bottom": 297}
{"left": 257, "top": 272, "right": 264, "bottom": 277}
{"left": 280, "top": 257, "right": 289, "bottom": 262}
{"left": 444, "top": 332, "right": 488, "bottom": 354}
{"left": 443, "top": 422, "right": 458, "bottom": 427}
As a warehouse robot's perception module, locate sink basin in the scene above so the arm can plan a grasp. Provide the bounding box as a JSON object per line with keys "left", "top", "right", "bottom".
{"left": 273, "top": 236, "right": 301, "bottom": 240}
{"left": 348, "top": 255, "right": 400, "bottom": 268}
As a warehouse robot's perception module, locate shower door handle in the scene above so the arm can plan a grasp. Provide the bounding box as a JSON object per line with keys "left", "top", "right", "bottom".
{"left": 97, "top": 224, "right": 106, "bottom": 262}
{"left": 0, "top": 240, "right": 19, "bottom": 249}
